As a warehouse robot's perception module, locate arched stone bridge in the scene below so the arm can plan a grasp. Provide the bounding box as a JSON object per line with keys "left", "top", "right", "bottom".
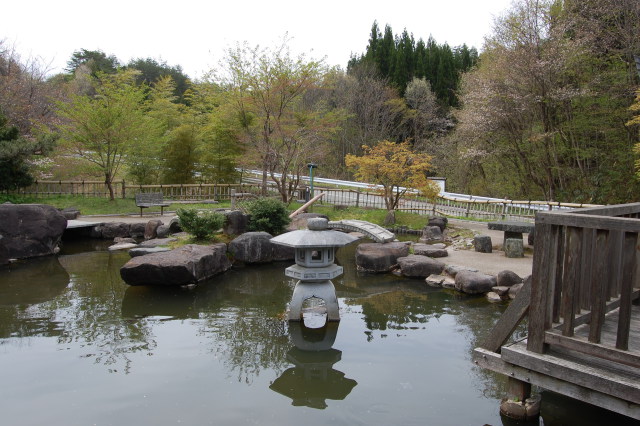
{"left": 328, "top": 220, "right": 396, "bottom": 243}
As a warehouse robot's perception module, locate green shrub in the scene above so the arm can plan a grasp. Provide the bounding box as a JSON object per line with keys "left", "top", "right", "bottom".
{"left": 176, "top": 208, "right": 225, "bottom": 239}
{"left": 244, "top": 198, "right": 290, "bottom": 235}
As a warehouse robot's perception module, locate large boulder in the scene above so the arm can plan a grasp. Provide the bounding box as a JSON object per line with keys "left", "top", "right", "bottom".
{"left": 120, "top": 243, "right": 231, "bottom": 286}
{"left": 144, "top": 219, "right": 163, "bottom": 240}
{"left": 288, "top": 213, "right": 329, "bottom": 231}
{"left": 428, "top": 217, "right": 448, "bottom": 232}
{"left": 355, "top": 242, "right": 410, "bottom": 273}
{"left": 223, "top": 210, "right": 249, "bottom": 235}
{"left": 412, "top": 243, "right": 448, "bottom": 258}
{"left": 272, "top": 243, "right": 296, "bottom": 261}
{"left": 397, "top": 255, "right": 445, "bottom": 278}
{"left": 0, "top": 204, "right": 67, "bottom": 264}
{"left": 455, "top": 271, "right": 497, "bottom": 295}
{"left": 419, "top": 225, "right": 443, "bottom": 243}
{"left": 169, "top": 217, "right": 182, "bottom": 233}
{"left": 101, "top": 222, "right": 131, "bottom": 239}
{"left": 497, "top": 270, "right": 523, "bottom": 287}
{"left": 228, "top": 232, "right": 274, "bottom": 263}
{"left": 129, "top": 223, "right": 146, "bottom": 239}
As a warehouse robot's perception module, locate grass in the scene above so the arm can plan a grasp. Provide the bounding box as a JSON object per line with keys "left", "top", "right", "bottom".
{"left": 0, "top": 194, "right": 231, "bottom": 216}
{"left": 1, "top": 194, "right": 446, "bottom": 230}
{"left": 294, "top": 203, "right": 429, "bottom": 229}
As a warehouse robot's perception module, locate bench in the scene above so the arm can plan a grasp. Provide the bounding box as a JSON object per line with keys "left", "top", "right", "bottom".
{"left": 135, "top": 192, "right": 171, "bottom": 216}
{"left": 487, "top": 220, "right": 535, "bottom": 247}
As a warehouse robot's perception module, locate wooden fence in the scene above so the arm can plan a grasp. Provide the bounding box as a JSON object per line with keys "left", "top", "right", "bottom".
{"left": 8, "top": 179, "right": 600, "bottom": 220}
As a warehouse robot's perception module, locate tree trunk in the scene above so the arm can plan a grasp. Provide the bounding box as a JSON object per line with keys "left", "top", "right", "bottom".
{"left": 105, "top": 173, "right": 115, "bottom": 201}
{"left": 261, "top": 167, "right": 268, "bottom": 196}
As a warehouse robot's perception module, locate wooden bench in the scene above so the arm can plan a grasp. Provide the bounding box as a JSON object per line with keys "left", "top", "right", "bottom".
{"left": 135, "top": 192, "right": 171, "bottom": 216}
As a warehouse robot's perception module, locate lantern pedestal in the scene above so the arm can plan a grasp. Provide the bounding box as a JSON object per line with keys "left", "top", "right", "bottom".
{"left": 288, "top": 280, "right": 340, "bottom": 322}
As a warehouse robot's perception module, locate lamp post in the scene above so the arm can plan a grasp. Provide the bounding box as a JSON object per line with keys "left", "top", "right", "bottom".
{"left": 307, "top": 162, "right": 318, "bottom": 198}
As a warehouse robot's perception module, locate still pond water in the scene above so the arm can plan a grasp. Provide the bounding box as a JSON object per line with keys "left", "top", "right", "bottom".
{"left": 0, "top": 239, "right": 637, "bottom": 426}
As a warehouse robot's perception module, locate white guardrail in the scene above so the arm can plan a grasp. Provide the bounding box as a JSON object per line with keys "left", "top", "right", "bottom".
{"left": 240, "top": 169, "right": 570, "bottom": 211}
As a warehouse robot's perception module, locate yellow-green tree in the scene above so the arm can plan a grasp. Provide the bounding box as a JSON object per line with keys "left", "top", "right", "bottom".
{"left": 56, "top": 69, "right": 155, "bottom": 200}
{"left": 345, "top": 140, "right": 439, "bottom": 210}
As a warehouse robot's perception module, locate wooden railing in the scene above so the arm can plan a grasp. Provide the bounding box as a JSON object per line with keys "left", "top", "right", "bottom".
{"left": 526, "top": 203, "right": 640, "bottom": 368}
{"left": 9, "top": 180, "right": 600, "bottom": 220}
{"left": 480, "top": 203, "right": 640, "bottom": 371}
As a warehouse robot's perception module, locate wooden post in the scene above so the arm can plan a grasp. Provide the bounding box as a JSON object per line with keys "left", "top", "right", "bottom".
{"left": 289, "top": 193, "right": 325, "bottom": 219}
{"left": 121, "top": 180, "right": 126, "bottom": 199}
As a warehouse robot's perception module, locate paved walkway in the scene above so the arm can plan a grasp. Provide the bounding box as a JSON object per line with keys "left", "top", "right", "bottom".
{"left": 446, "top": 218, "right": 533, "bottom": 277}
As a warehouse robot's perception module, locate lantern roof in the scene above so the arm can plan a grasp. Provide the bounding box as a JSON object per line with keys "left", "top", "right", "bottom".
{"left": 271, "top": 218, "right": 359, "bottom": 248}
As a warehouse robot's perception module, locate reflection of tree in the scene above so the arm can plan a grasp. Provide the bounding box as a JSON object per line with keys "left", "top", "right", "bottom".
{"left": 0, "top": 256, "right": 69, "bottom": 339}
{"left": 23, "top": 249, "right": 157, "bottom": 374}
{"left": 196, "top": 266, "right": 295, "bottom": 384}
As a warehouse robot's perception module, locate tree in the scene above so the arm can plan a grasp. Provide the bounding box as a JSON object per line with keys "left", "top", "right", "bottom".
{"left": 0, "top": 40, "right": 62, "bottom": 136}
{"left": 217, "top": 38, "right": 340, "bottom": 202}
{"left": 345, "top": 140, "right": 439, "bottom": 210}
{"left": 66, "top": 49, "right": 120, "bottom": 76}
{"left": 56, "top": 70, "right": 153, "bottom": 200}
{"left": 126, "top": 57, "right": 190, "bottom": 102}
{"left": 404, "top": 77, "right": 440, "bottom": 148}
{"left": 0, "top": 111, "right": 54, "bottom": 190}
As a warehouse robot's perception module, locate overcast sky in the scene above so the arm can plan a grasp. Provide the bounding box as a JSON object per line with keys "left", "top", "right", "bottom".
{"left": 4, "top": 0, "right": 513, "bottom": 79}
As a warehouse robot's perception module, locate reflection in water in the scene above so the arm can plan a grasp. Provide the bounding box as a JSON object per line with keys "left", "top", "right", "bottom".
{"left": 0, "top": 256, "right": 69, "bottom": 306}
{"left": 0, "top": 240, "right": 626, "bottom": 425}
{"left": 270, "top": 322, "right": 357, "bottom": 409}
{"left": 0, "top": 256, "right": 69, "bottom": 339}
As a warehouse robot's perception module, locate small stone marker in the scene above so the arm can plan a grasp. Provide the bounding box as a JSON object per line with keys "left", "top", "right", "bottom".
{"left": 504, "top": 238, "right": 524, "bottom": 258}
{"left": 473, "top": 235, "right": 492, "bottom": 253}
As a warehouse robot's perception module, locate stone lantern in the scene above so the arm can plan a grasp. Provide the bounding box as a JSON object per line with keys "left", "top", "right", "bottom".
{"left": 270, "top": 218, "right": 358, "bottom": 321}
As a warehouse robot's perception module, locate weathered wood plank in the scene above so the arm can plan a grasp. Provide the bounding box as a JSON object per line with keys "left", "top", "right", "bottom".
{"left": 536, "top": 211, "right": 640, "bottom": 232}
{"left": 567, "top": 202, "right": 640, "bottom": 217}
{"left": 579, "top": 228, "right": 595, "bottom": 311}
{"left": 552, "top": 226, "right": 564, "bottom": 323}
{"left": 501, "top": 343, "right": 640, "bottom": 404}
{"left": 528, "top": 223, "right": 556, "bottom": 353}
{"left": 589, "top": 230, "right": 610, "bottom": 343}
{"left": 544, "top": 330, "right": 640, "bottom": 368}
{"left": 610, "top": 230, "right": 624, "bottom": 298}
{"left": 561, "top": 227, "right": 580, "bottom": 337}
{"left": 617, "top": 233, "right": 637, "bottom": 350}
{"left": 480, "top": 278, "right": 531, "bottom": 352}
{"left": 472, "top": 348, "right": 640, "bottom": 420}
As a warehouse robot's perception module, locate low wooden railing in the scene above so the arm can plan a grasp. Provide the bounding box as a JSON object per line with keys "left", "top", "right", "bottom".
{"left": 8, "top": 180, "right": 601, "bottom": 220}
{"left": 526, "top": 203, "right": 640, "bottom": 368}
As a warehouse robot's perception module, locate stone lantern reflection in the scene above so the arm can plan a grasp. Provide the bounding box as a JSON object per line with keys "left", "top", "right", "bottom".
{"left": 271, "top": 218, "right": 358, "bottom": 321}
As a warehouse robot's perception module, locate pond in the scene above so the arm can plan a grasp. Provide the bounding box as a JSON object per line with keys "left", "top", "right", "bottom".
{"left": 0, "top": 240, "right": 636, "bottom": 426}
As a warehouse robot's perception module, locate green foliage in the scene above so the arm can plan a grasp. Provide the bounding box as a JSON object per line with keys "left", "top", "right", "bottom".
{"left": 56, "top": 69, "right": 155, "bottom": 199}
{"left": 243, "top": 198, "right": 291, "bottom": 235}
{"left": 66, "top": 49, "right": 120, "bottom": 76}
{"left": 348, "top": 21, "right": 477, "bottom": 105}
{"left": 0, "top": 112, "right": 55, "bottom": 191}
{"left": 176, "top": 208, "right": 225, "bottom": 239}
{"left": 126, "top": 57, "right": 190, "bottom": 103}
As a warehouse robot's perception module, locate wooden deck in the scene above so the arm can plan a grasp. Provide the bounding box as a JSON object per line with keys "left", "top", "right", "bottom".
{"left": 474, "top": 203, "right": 640, "bottom": 420}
